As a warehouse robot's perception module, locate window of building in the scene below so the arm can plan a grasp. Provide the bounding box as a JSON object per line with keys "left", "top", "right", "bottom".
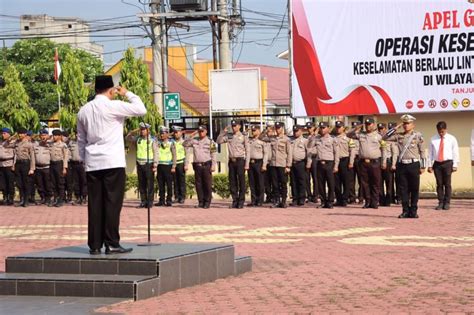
{"left": 68, "top": 24, "right": 72, "bottom": 28}
{"left": 24, "top": 26, "right": 29, "bottom": 31}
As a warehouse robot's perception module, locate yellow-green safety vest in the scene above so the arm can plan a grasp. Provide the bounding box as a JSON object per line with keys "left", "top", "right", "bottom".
{"left": 136, "top": 137, "right": 154, "bottom": 163}
{"left": 159, "top": 142, "right": 173, "bottom": 164}
{"left": 174, "top": 140, "right": 185, "bottom": 164}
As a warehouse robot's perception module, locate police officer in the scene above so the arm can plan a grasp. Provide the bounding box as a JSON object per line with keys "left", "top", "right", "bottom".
{"left": 126, "top": 122, "right": 158, "bottom": 208}
{"left": 171, "top": 125, "right": 188, "bottom": 204}
{"left": 388, "top": 122, "right": 400, "bottom": 204}
{"left": 26, "top": 130, "right": 37, "bottom": 204}
{"left": 247, "top": 125, "right": 268, "bottom": 207}
{"left": 34, "top": 130, "right": 53, "bottom": 206}
{"left": 62, "top": 131, "right": 74, "bottom": 204}
{"left": 13, "top": 128, "right": 35, "bottom": 207}
{"left": 290, "top": 125, "right": 312, "bottom": 206}
{"left": 308, "top": 122, "right": 339, "bottom": 208}
{"left": 50, "top": 129, "right": 69, "bottom": 207}
{"left": 0, "top": 128, "right": 16, "bottom": 205}
{"left": 68, "top": 132, "right": 88, "bottom": 205}
{"left": 348, "top": 121, "right": 364, "bottom": 204}
{"left": 334, "top": 121, "right": 355, "bottom": 207}
{"left": 384, "top": 114, "right": 426, "bottom": 219}
{"left": 378, "top": 123, "right": 397, "bottom": 206}
{"left": 217, "top": 120, "right": 249, "bottom": 209}
{"left": 305, "top": 122, "right": 319, "bottom": 203}
{"left": 156, "top": 126, "right": 176, "bottom": 207}
{"left": 266, "top": 121, "right": 292, "bottom": 208}
{"left": 183, "top": 125, "right": 217, "bottom": 209}
{"left": 348, "top": 118, "right": 387, "bottom": 209}
{"left": 263, "top": 121, "right": 275, "bottom": 203}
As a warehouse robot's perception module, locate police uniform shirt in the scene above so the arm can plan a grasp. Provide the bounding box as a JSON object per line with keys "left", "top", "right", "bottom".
{"left": 292, "top": 135, "right": 312, "bottom": 168}
{"left": 68, "top": 140, "right": 83, "bottom": 162}
{"left": 0, "top": 139, "right": 16, "bottom": 167}
{"left": 349, "top": 130, "right": 386, "bottom": 163}
{"left": 337, "top": 133, "right": 356, "bottom": 165}
{"left": 216, "top": 131, "right": 249, "bottom": 160}
{"left": 387, "top": 131, "right": 426, "bottom": 165}
{"left": 247, "top": 137, "right": 269, "bottom": 168}
{"left": 269, "top": 135, "right": 292, "bottom": 168}
{"left": 183, "top": 136, "right": 217, "bottom": 168}
{"left": 34, "top": 141, "right": 51, "bottom": 169}
{"left": 14, "top": 140, "right": 36, "bottom": 171}
{"left": 309, "top": 134, "right": 340, "bottom": 169}
{"left": 50, "top": 141, "right": 69, "bottom": 168}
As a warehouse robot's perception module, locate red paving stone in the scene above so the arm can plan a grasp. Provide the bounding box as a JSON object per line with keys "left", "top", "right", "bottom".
{"left": 0, "top": 199, "right": 473, "bottom": 314}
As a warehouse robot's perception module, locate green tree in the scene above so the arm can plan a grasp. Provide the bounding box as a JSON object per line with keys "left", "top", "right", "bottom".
{"left": 120, "top": 47, "right": 161, "bottom": 135}
{"left": 59, "top": 51, "right": 89, "bottom": 132}
{"left": 0, "top": 38, "right": 102, "bottom": 119}
{"left": 0, "top": 64, "right": 40, "bottom": 131}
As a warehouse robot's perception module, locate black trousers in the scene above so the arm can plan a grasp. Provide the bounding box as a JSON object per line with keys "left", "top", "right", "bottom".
{"left": 335, "top": 157, "right": 350, "bottom": 204}
{"left": 71, "top": 161, "right": 87, "bottom": 198}
{"left": 228, "top": 158, "right": 246, "bottom": 204}
{"left": 306, "top": 157, "right": 318, "bottom": 201}
{"left": 433, "top": 160, "right": 453, "bottom": 204}
{"left": 248, "top": 159, "right": 264, "bottom": 204}
{"left": 380, "top": 158, "right": 394, "bottom": 205}
{"left": 15, "top": 161, "right": 31, "bottom": 202}
{"left": 396, "top": 162, "right": 420, "bottom": 211}
{"left": 157, "top": 164, "right": 173, "bottom": 202}
{"left": 291, "top": 161, "right": 307, "bottom": 204}
{"left": 349, "top": 156, "right": 364, "bottom": 202}
{"left": 173, "top": 163, "right": 186, "bottom": 201}
{"left": 64, "top": 163, "right": 74, "bottom": 200}
{"left": 358, "top": 159, "right": 381, "bottom": 206}
{"left": 264, "top": 165, "right": 274, "bottom": 201}
{"left": 271, "top": 166, "right": 288, "bottom": 203}
{"left": 317, "top": 161, "right": 335, "bottom": 205}
{"left": 35, "top": 168, "right": 52, "bottom": 200}
{"left": 137, "top": 163, "right": 154, "bottom": 204}
{"left": 0, "top": 166, "right": 15, "bottom": 199}
{"left": 50, "top": 161, "right": 65, "bottom": 200}
{"left": 193, "top": 162, "right": 212, "bottom": 205}
{"left": 87, "top": 167, "right": 125, "bottom": 250}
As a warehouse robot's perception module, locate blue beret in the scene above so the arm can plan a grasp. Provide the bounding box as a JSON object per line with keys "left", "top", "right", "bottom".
{"left": 26, "top": 130, "right": 33, "bottom": 136}
{"left": 1, "top": 128, "right": 12, "bottom": 134}
{"left": 39, "top": 129, "right": 49, "bottom": 135}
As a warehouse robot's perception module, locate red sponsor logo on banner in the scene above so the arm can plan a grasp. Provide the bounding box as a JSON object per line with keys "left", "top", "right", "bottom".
{"left": 440, "top": 99, "right": 448, "bottom": 108}
{"left": 417, "top": 100, "right": 424, "bottom": 108}
{"left": 428, "top": 99, "right": 436, "bottom": 108}
{"left": 406, "top": 100, "right": 413, "bottom": 109}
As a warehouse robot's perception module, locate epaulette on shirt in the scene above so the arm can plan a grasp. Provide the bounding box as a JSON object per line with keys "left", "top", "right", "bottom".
{"left": 210, "top": 140, "right": 217, "bottom": 153}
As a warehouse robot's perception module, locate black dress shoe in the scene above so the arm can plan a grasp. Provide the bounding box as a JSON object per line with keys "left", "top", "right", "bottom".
{"left": 237, "top": 203, "right": 244, "bottom": 209}
{"left": 195, "top": 203, "right": 204, "bottom": 208}
{"left": 155, "top": 201, "right": 165, "bottom": 206}
{"left": 178, "top": 199, "right": 185, "bottom": 204}
{"left": 203, "top": 202, "right": 210, "bottom": 209}
{"left": 136, "top": 202, "right": 146, "bottom": 209}
{"left": 165, "top": 201, "right": 172, "bottom": 207}
{"left": 105, "top": 245, "right": 133, "bottom": 255}
{"left": 435, "top": 203, "right": 443, "bottom": 210}
{"left": 398, "top": 211, "right": 410, "bottom": 218}
{"left": 443, "top": 203, "right": 450, "bottom": 210}
{"left": 362, "top": 203, "right": 371, "bottom": 209}
{"left": 89, "top": 249, "right": 101, "bottom": 255}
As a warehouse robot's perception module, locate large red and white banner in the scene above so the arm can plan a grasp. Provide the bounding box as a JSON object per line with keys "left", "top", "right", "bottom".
{"left": 291, "top": 0, "right": 474, "bottom": 116}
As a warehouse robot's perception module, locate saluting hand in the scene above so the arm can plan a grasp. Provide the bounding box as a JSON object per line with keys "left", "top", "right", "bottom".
{"left": 116, "top": 86, "right": 128, "bottom": 96}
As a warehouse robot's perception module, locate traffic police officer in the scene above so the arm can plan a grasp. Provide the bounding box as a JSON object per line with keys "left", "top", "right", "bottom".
{"left": 13, "top": 128, "right": 35, "bottom": 207}
{"left": 384, "top": 114, "right": 426, "bottom": 219}
{"left": 290, "top": 125, "right": 312, "bottom": 206}
{"left": 308, "top": 121, "right": 339, "bottom": 208}
{"left": 171, "top": 125, "right": 188, "bottom": 204}
{"left": 68, "top": 132, "right": 88, "bottom": 205}
{"left": 217, "top": 120, "right": 249, "bottom": 209}
{"left": 247, "top": 125, "right": 268, "bottom": 207}
{"left": 183, "top": 125, "right": 217, "bottom": 209}
{"left": 156, "top": 126, "right": 176, "bottom": 207}
{"left": 0, "top": 128, "right": 16, "bottom": 205}
{"left": 50, "top": 129, "right": 69, "bottom": 207}
{"left": 305, "top": 122, "right": 319, "bottom": 203}
{"left": 34, "top": 130, "right": 53, "bottom": 206}
{"left": 348, "top": 118, "right": 387, "bottom": 209}
{"left": 378, "top": 123, "right": 397, "bottom": 206}
{"left": 334, "top": 121, "right": 355, "bottom": 207}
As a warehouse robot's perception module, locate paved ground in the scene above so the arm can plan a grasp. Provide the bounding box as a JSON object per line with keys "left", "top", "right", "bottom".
{"left": 0, "top": 198, "right": 473, "bottom": 314}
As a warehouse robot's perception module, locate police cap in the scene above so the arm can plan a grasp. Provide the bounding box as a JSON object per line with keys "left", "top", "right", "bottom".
{"left": 39, "top": 129, "right": 49, "bottom": 135}
{"left": 275, "top": 121, "right": 284, "bottom": 128}
{"left": 377, "top": 123, "right": 386, "bottom": 129}
{"left": 1, "top": 127, "right": 12, "bottom": 134}
{"left": 365, "top": 118, "right": 375, "bottom": 124}
{"left": 17, "top": 128, "right": 27, "bottom": 134}
{"left": 401, "top": 114, "right": 416, "bottom": 123}
{"left": 52, "top": 129, "right": 62, "bottom": 136}
{"left": 335, "top": 121, "right": 344, "bottom": 128}
{"left": 318, "top": 121, "right": 329, "bottom": 128}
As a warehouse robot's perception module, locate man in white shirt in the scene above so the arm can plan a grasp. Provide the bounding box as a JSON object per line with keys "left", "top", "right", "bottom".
{"left": 77, "top": 75, "right": 146, "bottom": 255}
{"left": 428, "top": 121, "right": 459, "bottom": 211}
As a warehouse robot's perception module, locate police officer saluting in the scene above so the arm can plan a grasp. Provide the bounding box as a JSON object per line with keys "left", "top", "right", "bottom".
{"left": 34, "top": 130, "right": 53, "bottom": 206}
{"left": 290, "top": 125, "right": 312, "bottom": 206}
{"left": 171, "top": 125, "right": 188, "bottom": 204}
{"left": 247, "top": 125, "right": 268, "bottom": 207}
{"left": 0, "top": 128, "right": 16, "bottom": 205}
{"left": 13, "top": 128, "right": 35, "bottom": 207}
{"left": 50, "top": 129, "right": 69, "bottom": 207}
{"left": 156, "top": 126, "right": 176, "bottom": 207}
{"left": 183, "top": 125, "right": 217, "bottom": 209}
{"left": 334, "top": 121, "right": 355, "bottom": 207}
{"left": 384, "top": 114, "right": 426, "bottom": 219}
{"left": 217, "top": 120, "right": 249, "bottom": 209}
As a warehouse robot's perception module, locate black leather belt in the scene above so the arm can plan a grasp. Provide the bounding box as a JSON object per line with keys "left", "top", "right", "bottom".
{"left": 362, "top": 158, "right": 380, "bottom": 163}
{"left": 250, "top": 159, "right": 262, "bottom": 164}
{"left": 0, "top": 158, "right": 13, "bottom": 161}
{"left": 193, "top": 161, "right": 212, "bottom": 167}
{"left": 36, "top": 164, "right": 50, "bottom": 167}
{"left": 51, "top": 160, "right": 63, "bottom": 164}
{"left": 70, "top": 160, "right": 83, "bottom": 164}
{"left": 229, "top": 157, "right": 244, "bottom": 162}
{"left": 15, "top": 160, "right": 30, "bottom": 164}
{"left": 292, "top": 160, "right": 304, "bottom": 165}
{"left": 318, "top": 160, "right": 334, "bottom": 165}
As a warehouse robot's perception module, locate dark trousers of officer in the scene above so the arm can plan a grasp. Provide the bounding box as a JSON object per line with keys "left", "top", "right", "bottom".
{"left": 335, "top": 157, "right": 350, "bottom": 205}
{"left": 396, "top": 162, "right": 420, "bottom": 212}
{"left": 0, "top": 166, "right": 15, "bottom": 201}
{"left": 35, "top": 168, "right": 52, "bottom": 200}
{"left": 228, "top": 158, "right": 246, "bottom": 205}
{"left": 15, "top": 160, "right": 30, "bottom": 202}
{"left": 391, "top": 171, "right": 399, "bottom": 203}
{"left": 70, "top": 161, "right": 87, "bottom": 199}
{"left": 137, "top": 163, "right": 154, "bottom": 205}
{"left": 433, "top": 160, "right": 453, "bottom": 205}
{"left": 349, "top": 156, "right": 364, "bottom": 203}
{"left": 306, "top": 157, "right": 318, "bottom": 202}
{"left": 291, "top": 160, "right": 307, "bottom": 205}
{"left": 157, "top": 164, "right": 173, "bottom": 203}
{"left": 271, "top": 166, "right": 288, "bottom": 204}
{"left": 193, "top": 161, "right": 212, "bottom": 206}
{"left": 380, "top": 158, "right": 394, "bottom": 206}
{"left": 64, "top": 164, "right": 74, "bottom": 201}
{"left": 50, "top": 161, "right": 65, "bottom": 201}
{"left": 87, "top": 167, "right": 125, "bottom": 250}
{"left": 317, "top": 160, "right": 335, "bottom": 206}
{"left": 28, "top": 171, "right": 36, "bottom": 200}
{"left": 358, "top": 159, "right": 381, "bottom": 207}
{"left": 264, "top": 166, "right": 274, "bottom": 202}
{"left": 248, "top": 159, "right": 264, "bottom": 205}
{"left": 173, "top": 163, "right": 186, "bottom": 202}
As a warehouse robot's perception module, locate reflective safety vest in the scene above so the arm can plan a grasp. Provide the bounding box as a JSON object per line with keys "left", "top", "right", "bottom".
{"left": 136, "top": 137, "right": 154, "bottom": 164}
{"left": 159, "top": 141, "right": 173, "bottom": 165}
{"left": 174, "top": 139, "right": 185, "bottom": 164}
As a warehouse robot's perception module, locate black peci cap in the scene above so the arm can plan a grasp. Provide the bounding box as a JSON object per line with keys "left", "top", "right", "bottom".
{"left": 95, "top": 75, "right": 114, "bottom": 91}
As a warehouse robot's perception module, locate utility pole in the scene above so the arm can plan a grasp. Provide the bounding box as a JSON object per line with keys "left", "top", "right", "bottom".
{"left": 218, "top": 0, "right": 231, "bottom": 70}
{"left": 150, "top": 0, "right": 164, "bottom": 116}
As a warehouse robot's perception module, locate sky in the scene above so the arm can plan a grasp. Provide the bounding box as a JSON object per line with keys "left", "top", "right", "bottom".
{"left": 0, "top": 0, "right": 289, "bottom": 68}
